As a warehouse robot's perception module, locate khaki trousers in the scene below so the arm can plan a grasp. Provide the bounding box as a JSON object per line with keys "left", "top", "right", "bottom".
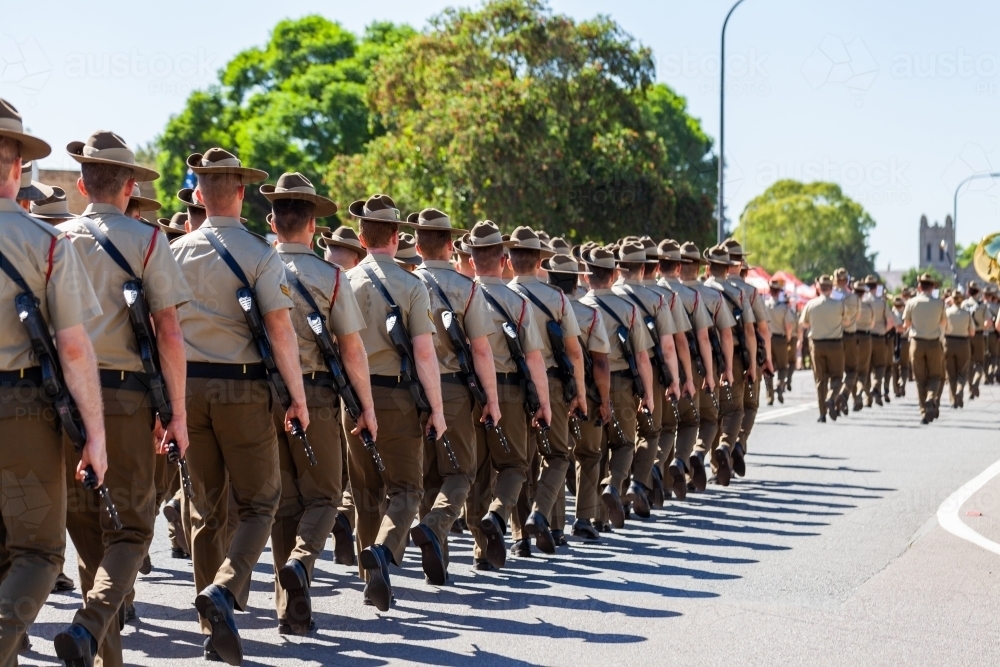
{"left": 810, "top": 340, "right": 845, "bottom": 417}
{"left": 840, "top": 333, "right": 858, "bottom": 400}
{"left": 988, "top": 332, "right": 999, "bottom": 377}
{"left": 698, "top": 352, "right": 745, "bottom": 461}
{"left": 271, "top": 381, "right": 342, "bottom": 622}
{"left": 855, "top": 333, "right": 872, "bottom": 399}
{"left": 186, "top": 378, "right": 280, "bottom": 624}
{"left": 345, "top": 382, "right": 422, "bottom": 572}
{"left": 943, "top": 337, "right": 971, "bottom": 406}
{"left": 739, "top": 367, "right": 762, "bottom": 453}
{"left": 65, "top": 388, "right": 153, "bottom": 667}
{"left": 693, "top": 369, "right": 721, "bottom": 465}
{"left": 573, "top": 396, "right": 603, "bottom": 521}
{"left": 601, "top": 375, "right": 638, "bottom": 493}
{"left": 911, "top": 338, "right": 945, "bottom": 417}
{"left": 869, "top": 333, "right": 888, "bottom": 395}
{"left": 0, "top": 387, "right": 66, "bottom": 666}
{"left": 767, "top": 335, "right": 789, "bottom": 401}
{"left": 418, "top": 379, "right": 476, "bottom": 566}
{"left": 970, "top": 332, "right": 986, "bottom": 390}
{"left": 632, "top": 371, "right": 663, "bottom": 490}
{"left": 467, "top": 380, "right": 528, "bottom": 561}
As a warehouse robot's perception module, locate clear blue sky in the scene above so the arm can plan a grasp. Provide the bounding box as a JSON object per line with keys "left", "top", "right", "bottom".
{"left": 3, "top": 0, "right": 999, "bottom": 270}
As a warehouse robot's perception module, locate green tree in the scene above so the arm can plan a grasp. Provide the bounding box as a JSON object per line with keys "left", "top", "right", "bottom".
{"left": 325, "top": 0, "right": 716, "bottom": 243}
{"left": 901, "top": 265, "right": 951, "bottom": 289}
{"left": 154, "top": 17, "right": 414, "bottom": 231}
{"left": 733, "top": 180, "right": 877, "bottom": 283}
{"left": 956, "top": 242, "right": 976, "bottom": 269}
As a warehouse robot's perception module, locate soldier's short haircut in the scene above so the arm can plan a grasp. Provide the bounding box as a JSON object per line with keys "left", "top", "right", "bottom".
{"left": 589, "top": 265, "right": 616, "bottom": 287}
{"left": 0, "top": 137, "right": 19, "bottom": 185}
{"left": 187, "top": 206, "right": 207, "bottom": 229}
{"left": 509, "top": 248, "right": 540, "bottom": 274}
{"left": 708, "top": 262, "right": 728, "bottom": 278}
{"left": 272, "top": 199, "right": 315, "bottom": 236}
{"left": 470, "top": 244, "right": 503, "bottom": 270}
{"left": 618, "top": 261, "right": 645, "bottom": 278}
{"left": 81, "top": 163, "right": 132, "bottom": 201}
{"left": 918, "top": 280, "right": 935, "bottom": 292}
{"left": 197, "top": 173, "right": 242, "bottom": 210}
{"left": 658, "top": 259, "right": 680, "bottom": 274}
{"left": 124, "top": 199, "right": 142, "bottom": 219}
{"left": 415, "top": 229, "right": 452, "bottom": 259}
{"left": 359, "top": 219, "right": 396, "bottom": 249}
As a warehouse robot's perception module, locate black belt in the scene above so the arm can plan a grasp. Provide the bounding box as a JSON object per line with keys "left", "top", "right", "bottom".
{"left": 945, "top": 335, "right": 969, "bottom": 341}
{"left": 546, "top": 367, "right": 565, "bottom": 380}
{"left": 370, "top": 375, "right": 406, "bottom": 388}
{"left": 842, "top": 332, "right": 856, "bottom": 337}
{"left": 187, "top": 362, "right": 267, "bottom": 381}
{"left": 772, "top": 334, "right": 786, "bottom": 340}
{"left": 857, "top": 330, "right": 871, "bottom": 335}
{"left": 302, "top": 371, "right": 334, "bottom": 386}
{"left": 441, "top": 372, "right": 465, "bottom": 385}
{"left": 0, "top": 367, "right": 43, "bottom": 386}
{"left": 496, "top": 372, "right": 521, "bottom": 386}
{"left": 99, "top": 369, "right": 152, "bottom": 390}
{"left": 611, "top": 369, "right": 633, "bottom": 378}
{"left": 811, "top": 338, "right": 842, "bottom": 343}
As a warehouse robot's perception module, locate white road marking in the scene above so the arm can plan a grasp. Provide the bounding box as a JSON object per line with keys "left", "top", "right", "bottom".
{"left": 936, "top": 457, "right": 1000, "bottom": 556}
{"left": 756, "top": 403, "right": 813, "bottom": 421}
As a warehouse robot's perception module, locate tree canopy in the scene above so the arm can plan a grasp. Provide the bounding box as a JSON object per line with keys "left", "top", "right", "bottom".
{"left": 732, "top": 180, "right": 877, "bottom": 283}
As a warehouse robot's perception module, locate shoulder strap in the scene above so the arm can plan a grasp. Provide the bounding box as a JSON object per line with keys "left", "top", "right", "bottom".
{"left": 80, "top": 218, "right": 138, "bottom": 279}
{"left": 417, "top": 268, "right": 456, "bottom": 312}
{"left": 479, "top": 283, "right": 518, "bottom": 329}
{"left": 203, "top": 228, "right": 251, "bottom": 289}
{"left": 0, "top": 248, "right": 32, "bottom": 295}
{"left": 360, "top": 263, "right": 400, "bottom": 310}
{"left": 593, "top": 296, "right": 629, "bottom": 330}
{"left": 620, "top": 285, "right": 653, "bottom": 319}
{"left": 285, "top": 268, "right": 323, "bottom": 315}
{"left": 511, "top": 283, "right": 558, "bottom": 322}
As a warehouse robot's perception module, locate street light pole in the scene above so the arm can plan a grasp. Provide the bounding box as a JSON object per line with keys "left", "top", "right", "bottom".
{"left": 952, "top": 170, "right": 1000, "bottom": 283}
{"left": 718, "top": 0, "right": 748, "bottom": 244}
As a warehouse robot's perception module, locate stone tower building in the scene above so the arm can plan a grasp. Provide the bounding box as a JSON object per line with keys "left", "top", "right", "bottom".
{"left": 918, "top": 214, "right": 955, "bottom": 275}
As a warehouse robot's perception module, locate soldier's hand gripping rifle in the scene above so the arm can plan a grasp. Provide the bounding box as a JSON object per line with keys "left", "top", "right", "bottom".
{"left": 720, "top": 289, "right": 755, "bottom": 402}
{"left": 685, "top": 321, "right": 719, "bottom": 413}
{"left": 122, "top": 281, "right": 194, "bottom": 499}
{"left": 624, "top": 290, "right": 680, "bottom": 424}
{"left": 707, "top": 327, "right": 733, "bottom": 406}
{"left": 594, "top": 297, "right": 654, "bottom": 432}
{"left": 15, "top": 294, "right": 121, "bottom": 530}
{"left": 502, "top": 321, "right": 552, "bottom": 453}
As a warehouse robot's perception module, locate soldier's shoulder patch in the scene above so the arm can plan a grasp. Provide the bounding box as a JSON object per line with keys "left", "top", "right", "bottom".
{"left": 280, "top": 283, "right": 291, "bottom": 297}
{"left": 427, "top": 309, "right": 434, "bottom": 323}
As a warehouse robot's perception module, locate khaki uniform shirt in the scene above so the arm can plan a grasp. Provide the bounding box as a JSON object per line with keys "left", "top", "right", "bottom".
{"left": 727, "top": 275, "right": 766, "bottom": 325}
{"left": 945, "top": 304, "right": 975, "bottom": 338}
{"left": 417, "top": 259, "right": 494, "bottom": 374}
{"left": 58, "top": 203, "right": 191, "bottom": 371}
{"left": 613, "top": 279, "right": 676, "bottom": 362}
{"left": 277, "top": 242, "right": 365, "bottom": 374}
{"left": 963, "top": 297, "right": 990, "bottom": 332}
{"left": 347, "top": 253, "right": 436, "bottom": 376}
{"left": 840, "top": 291, "right": 861, "bottom": 333}
{"left": 801, "top": 294, "right": 845, "bottom": 340}
{"left": 569, "top": 297, "right": 611, "bottom": 356}
{"left": 857, "top": 298, "right": 876, "bottom": 332}
{"left": 508, "top": 275, "right": 581, "bottom": 370}
{"left": 903, "top": 293, "right": 946, "bottom": 340}
{"left": 764, "top": 296, "right": 795, "bottom": 336}
{"left": 581, "top": 289, "right": 653, "bottom": 372}
{"left": 0, "top": 199, "right": 101, "bottom": 370}
{"left": 988, "top": 301, "right": 999, "bottom": 328}
{"left": 682, "top": 279, "right": 737, "bottom": 331}
{"left": 866, "top": 294, "right": 894, "bottom": 335}
{"left": 891, "top": 308, "right": 905, "bottom": 329}
{"left": 172, "top": 216, "right": 293, "bottom": 364}
{"left": 705, "top": 275, "right": 754, "bottom": 325}
{"left": 644, "top": 279, "right": 693, "bottom": 335}
{"left": 476, "top": 276, "right": 544, "bottom": 374}
{"left": 664, "top": 277, "right": 714, "bottom": 332}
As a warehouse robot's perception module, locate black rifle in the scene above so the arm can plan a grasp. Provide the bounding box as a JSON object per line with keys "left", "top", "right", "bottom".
{"left": 7, "top": 286, "right": 121, "bottom": 529}
{"left": 362, "top": 266, "right": 459, "bottom": 468}
{"left": 893, "top": 329, "right": 901, "bottom": 364}
{"left": 707, "top": 327, "right": 733, "bottom": 406}
{"left": 621, "top": 287, "right": 681, "bottom": 424}
{"left": 79, "top": 219, "right": 195, "bottom": 499}
{"left": 421, "top": 270, "right": 510, "bottom": 453}
{"left": 606, "top": 399, "right": 628, "bottom": 446}
{"left": 286, "top": 271, "right": 384, "bottom": 471}
{"left": 511, "top": 285, "right": 579, "bottom": 404}
{"left": 593, "top": 297, "right": 654, "bottom": 432}
{"left": 718, "top": 284, "right": 757, "bottom": 403}
{"left": 678, "top": 294, "right": 718, "bottom": 412}
{"left": 202, "top": 230, "right": 314, "bottom": 464}
{"left": 480, "top": 286, "right": 551, "bottom": 453}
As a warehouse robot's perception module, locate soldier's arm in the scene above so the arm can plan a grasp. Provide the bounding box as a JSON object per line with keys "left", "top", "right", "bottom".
{"left": 413, "top": 332, "right": 446, "bottom": 437}
{"left": 661, "top": 333, "right": 680, "bottom": 397}
{"left": 525, "top": 348, "right": 553, "bottom": 426}
{"left": 592, "top": 350, "right": 611, "bottom": 422}
{"left": 263, "top": 308, "right": 309, "bottom": 431}
{"left": 757, "top": 317, "right": 773, "bottom": 371}
{"left": 150, "top": 305, "right": 189, "bottom": 456}
{"left": 636, "top": 347, "right": 655, "bottom": 411}
{"left": 743, "top": 317, "right": 758, "bottom": 377}
{"left": 57, "top": 324, "right": 107, "bottom": 484}
{"left": 697, "top": 327, "right": 715, "bottom": 390}
{"left": 674, "top": 331, "right": 695, "bottom": 397}
{"left": 470, "top": 334, "right": 501, "bottom": 424}
{"left": 564, "top": 334, "right": 587, "bottom": 414}
{"left": 720, "top": 326, "right": 735, "bottom": 384}
{"left": 338, "top": 330, "right": 377, "bottom": 441}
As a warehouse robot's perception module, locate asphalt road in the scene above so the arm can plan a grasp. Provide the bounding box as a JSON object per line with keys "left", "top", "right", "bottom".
{"left": 21, "top": 371, "right": 1000, "bottom": 666}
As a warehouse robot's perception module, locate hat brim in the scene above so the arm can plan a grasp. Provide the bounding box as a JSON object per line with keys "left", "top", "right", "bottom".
{"left": 185, "top": 153, "right": 266, "bottom": 185}
{"left": 407, "top": 220, "right": 467, "bottom": 236}
{"left": 542, "top": 257, "right": 591, "bottom": 274}
{"left": 68, "top": 142, "right": 159, "bottom": 182}
{"left": 0, "top": 129, "right": 51, "bottom": 162}
{"left": 260, "top": 185, "right": 339, "bottom": 218}
{"left": 348, "top": 199, "right": 404, "bottom": 225}
{"left": 705, "top": 255, "right": 740, "bottom": 266}
{"left": 17, "top": 182, "right": 52, "bottom": 202}
{"left": 680, "top": 255, "right": 709, "bottom": 265}
{"left": 130, "top": 195, "right": 161, "bottom": 212}
{"left": 177, "top": 189, "right": 205, "bottom": 210}
{"left": 156, "top": 220, "right": 186, "bottom": 236}
{"left": 511, "top": 243, "right": 556, "bottom": 258}
{"left": 31, "top": 212, "right": 75, "bottom": 222}
{"left": 394, "top": 255, "right": 422, "bottom": 266}
{"left": 317, "top": 236, "right": 366, "bottom": 258}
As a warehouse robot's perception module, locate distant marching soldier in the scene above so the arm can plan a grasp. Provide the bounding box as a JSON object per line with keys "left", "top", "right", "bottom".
{"left": 863, "top": 275, "right": 894, "bottom": 406}
{"left": 799, "top": 275, "right": 849, "bottom": 423}
{"left": 890, "top": 294, "right": 908, "bottom": 397}
{"left": 903, "top": 274, "right": 947, "bottom": 424}
{"left": 853, "top": 281, "right": 874, "bottom": 411}
{"left": 764, "top": 279, "right": 795, "bottom": 405}
{"left": 943, "top": 293, "right": 974, "bottom": 408}
{"left": 964, "top": 281, "right": 994, "bottom": 399}
{"left": 833, "top": 268, "right": 860, "bottom": 414}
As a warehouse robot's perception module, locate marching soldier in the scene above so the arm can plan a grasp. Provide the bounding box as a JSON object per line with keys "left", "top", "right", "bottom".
{"left": 799, "top": 275, "right": 849, "bottom": 423}
{"left": 986, "top": 286, "right": 1000, "bottom": 383}
{"left": 315, "top": 224, "right": 366, "bottom": 564}
{"left": 461, "top": 221, "right": 550, "bottom": 569}
{"left": 854, "top": 281, "right": 874, "bottom": 411}
{"left": 580, "top": 247, "right": 654, "bottom": 527}
{"left": 943, "top": 294, "right": 974, "bottom": 408}
{"left": 507, "top": 227, "right": 587, "bottom": 555}
{"left": 263, "top": 172, "right": 374, "bottom": 633}
{"left": 545, "top": 253, "right": 611, "bottom": 540}
{"left": 833, "top": 268, "right": 860, "bottom": 414}
{"left": 701, "top": 245, "right": 752, "bottom": 484}
{"left": 964, "top": 281, "right": 993, "bottom": 399}
{"left": 178, "top": 186, "right": 207, "bottom": 231}
{"left": 343, "top": 194, "right": 445, "bottom": 611}
{"left": 157, "top": 211, "right": 188, "bottom": 239}
{"left": 53, "top": 131, "right": 191, "bottom": 667}
{"left": 410, "top": 208, "right": 500, "bottom": 581}
{"left": 394, "top": 232, "right": 421, "bottom": 271}
{"left": 658, "top": 240, "right": 717, "bottom": 499}
{"left": 891, "top": 295, "right": 908, "bottom": 396}
{"left": 864, "top": 275, "right": 894, "bottom": 406}
{"left": 172, "top": 148, "right": 308, "bottom": 663}
{"left": 30, "top": 185, "right": 76, "bottom": 224}
{"left": 0, "top": 99, "right": 106, "bottom": 665}
{"left": 903, "top": 274, "right": 947, "bottom": 424}
{"left": 764, "top": 279, "right": 795, "bottom": 405}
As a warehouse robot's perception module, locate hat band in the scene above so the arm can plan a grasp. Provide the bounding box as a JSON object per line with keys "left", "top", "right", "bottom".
{"left": 32, "top": 202, "right": 70, "bottom": 215}
{"left": 83, "top": 146, "right": 136, "bottom": 164}
{"left": 470, "top": 231, "right": 503, "bottom": 246}
{"left": 515, "top": 238, "right": 541, "bottom": 249}
{"left": 550, "top": 258, "right": 580, "bottom": 271}
{"left": 0, "top": 118, "right": 25, "bottom": 133}
{"left": 362, "top": 206, "right": 399, "bottom": 221}
{"left": 619, "top": 252, "right": 646, "bottom": 263}
{"left": 274, "top": 185, "right": 317, "bottom": 195}
{"left": 419, "top": 218, "right": 453, "bottom": 229}
{"left": 202, "top": 156, "right": 243, "bottom": 168}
